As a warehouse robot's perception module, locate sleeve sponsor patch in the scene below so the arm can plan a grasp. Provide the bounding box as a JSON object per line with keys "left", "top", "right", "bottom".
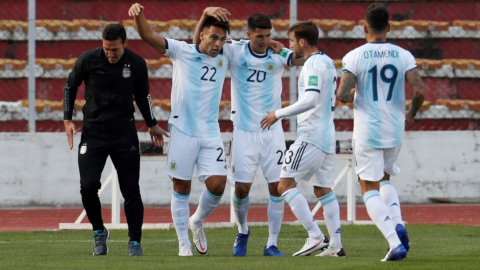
{"left": 278, "top": 49, "right": 289, "bottom": 58}
{"left": 342, "top": 62, "right": 347, "bottom": 69}
{"left": 308, "top": 76, "right": 318, "bottom": 86}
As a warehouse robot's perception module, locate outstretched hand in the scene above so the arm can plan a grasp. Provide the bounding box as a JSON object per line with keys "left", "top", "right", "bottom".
{"left": 260, "top": 110, "right": 278, "bottom": 130}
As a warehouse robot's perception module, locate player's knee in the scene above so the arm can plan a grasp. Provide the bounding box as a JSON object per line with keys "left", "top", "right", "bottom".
{"left": 234, "top": 183, "right": 251, "bottom": 199}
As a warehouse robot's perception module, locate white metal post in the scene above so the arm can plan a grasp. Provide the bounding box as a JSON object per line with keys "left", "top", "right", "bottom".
{"left": 347, "top": 160, "right": 356, "bottom": 221}
{"left": 289, "top": 0, "right": 297, "bottom": 132}
{"left": 28, "top": 0, "right": 36, "bottom": 132}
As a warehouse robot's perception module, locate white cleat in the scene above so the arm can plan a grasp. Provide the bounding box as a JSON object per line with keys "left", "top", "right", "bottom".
{"left": 178, "top": 244, "right": 193, "bottom": 257}
{"left": 316, "top": 247, "right": 346, "bottom": 257}
{"left": 189, "top": 217, "right": 208, "bottom": 254}
{"left": 292, "top": 236, "right": 329, "bottom": 256}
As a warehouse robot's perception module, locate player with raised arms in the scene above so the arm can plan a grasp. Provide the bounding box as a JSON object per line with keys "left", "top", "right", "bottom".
{"left": 194, "top": 9, "right": 304, "bottom": 257}
{"left": 261, "top": 21, "right": 345, "bottom": 257}
{"left": 338, "top": 3, "right": 425, "bottom": 261}
{"left": 129, "top": 3, "right": 233, "bottom": 256}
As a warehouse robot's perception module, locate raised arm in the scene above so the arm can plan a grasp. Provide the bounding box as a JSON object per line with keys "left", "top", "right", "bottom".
{"left": 193, "top": 7, "right": 230, "bottom": 44}
{"left": 405, "top": 69, "right": 426, "bottom": 126}
{"left": 128, "top": 3, "right": 167, "bottom": 54}
{"left": 338, "top": 72, "right": 356, "bottom": 103}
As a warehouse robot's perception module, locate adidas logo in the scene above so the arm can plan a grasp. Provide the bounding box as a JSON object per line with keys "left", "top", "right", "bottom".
{"left": 129, "top": 145, "right": 137, "bottom": 152}
{"left": 241, "top": 62, "right": 248, "bottom": 67}
{"left": 391, "top": 203, "right": 399, "bottom": 207}
{"left": 193, "top": 57, "right": 202, "bottom": 62}
{"left": 384, "top": 216, "right": 391, "bottom": 222}
{"left": 282, "top": 166, "right": 287, "bottom": 172}
{"left": 335, "top": 227, "right": 341, "bottom": 234}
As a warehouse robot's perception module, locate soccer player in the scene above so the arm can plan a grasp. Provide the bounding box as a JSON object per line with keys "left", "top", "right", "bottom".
{"left": 261, "top": 21, "right": 345, "bottom": 257}
{"left": 194, "top": 10, "right": 303, "bottom": 256}
{"left": 338, "top": 4, "right": 425, "bottom": 261}
{"left": 63, "top": 23, "right": 168, "bottom": 256}
{"left": 128, "top": 3, "right": 232, "bottom": 256}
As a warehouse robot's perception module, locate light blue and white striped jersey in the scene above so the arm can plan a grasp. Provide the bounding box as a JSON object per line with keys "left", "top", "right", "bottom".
{"left": 342, "top": 42, "right": 417, "bottom": 148}
{"left": 227, "top": 41, "right": 293, "bottom": 132}
{"left": 164, "top": 38, "right": 231, "bottom": 138}
{"left": 297, "top": 52, "right": 337, "bottom": 154}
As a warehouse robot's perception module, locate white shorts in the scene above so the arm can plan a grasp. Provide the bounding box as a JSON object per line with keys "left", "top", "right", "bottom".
{"left": 228, "top": 125, "right": 286, "bottom": 184}
{"left": 353, "top": 139, "right": 401, "bottom": 181}
{"left": 280, "top": 140, "right": 336, "bottom": 188}
{"left": 165, "top": 125, "right": 227, "bottom": 183}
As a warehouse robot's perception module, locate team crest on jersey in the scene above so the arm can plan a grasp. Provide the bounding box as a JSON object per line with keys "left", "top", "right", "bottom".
{"left": 79, "top": 143, "right": 87, "bottom": 154}
{"left": 218, "top": 58, "right": 224, "bottom": 68}
{"left": 170, "top": 162, "right": 177, "bottom": 171}
{"left": 122, "top": 64, "right": 131, "bottom": 78}
{"left": 266, "top": 62, "right": 275, "bottom": 72}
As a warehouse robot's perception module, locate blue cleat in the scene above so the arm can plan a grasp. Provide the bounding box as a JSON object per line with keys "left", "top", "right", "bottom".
{"left": 395, "top": 224, "right": 410, "bottom": 251}
{"left": 264, "top": 245, "right": 286, "bottom": 256}
{"left": 233, "top": 228, "right": 250, "bottom": 256}
{"left": 381, "top": 244, "right": 407, "bottom": 262}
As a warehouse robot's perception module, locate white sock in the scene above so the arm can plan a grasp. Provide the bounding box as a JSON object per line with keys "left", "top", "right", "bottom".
{"left": 190, "top": 189, "right": 222, "bottom": 228}
{"left": 171, "top": 191, "right": 190, "bottom": 245}
{"left": 319, "top": 192, "right": 342, "bottom": 249}
{"left": 380, "top": 180, "right": 404, "bottom": 226}
{"left": 363, "top": 190, "right": 401, "bottom": 249}
{"left": 267, "top": 195, "right": 284, "bottom": 247}
{"left": 233, "top": 193, "right": 250, "bottom": 234}
{"left": 282, "top": 188, "right": 323, "bottom": 240}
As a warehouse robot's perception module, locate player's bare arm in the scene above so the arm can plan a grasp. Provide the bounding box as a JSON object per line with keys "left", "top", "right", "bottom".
{"left": 193, "top": 7, "right": 231, "bottom": 44}
{"left": 128, "top": 3, "right": 167, "bottom": 54}
{"left": 338, "top": 72, "right": 356, "bottom": 103}
{"left": 405, "top": 69, "right": 426, "bottom": 126}
{"left": 63, "top": 120, "right": 77, "bottom": 150}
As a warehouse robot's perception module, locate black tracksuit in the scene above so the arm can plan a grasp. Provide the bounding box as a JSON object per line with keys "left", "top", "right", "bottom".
{"left": 64, "top": 48, "right": 156, "bottom": 242}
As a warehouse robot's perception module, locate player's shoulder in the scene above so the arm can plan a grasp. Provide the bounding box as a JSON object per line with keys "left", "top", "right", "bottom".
{"left": 306, "top": 52, "right": 334, "bottom": 69}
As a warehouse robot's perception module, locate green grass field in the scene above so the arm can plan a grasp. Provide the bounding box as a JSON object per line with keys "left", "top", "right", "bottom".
{"left": 1, "top": 224, "right": 479, "bottom": 269}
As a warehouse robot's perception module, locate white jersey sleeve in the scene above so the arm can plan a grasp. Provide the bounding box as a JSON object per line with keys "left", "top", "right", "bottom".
{"left": 164, "top": 38, "right": 185, "bottom": 60}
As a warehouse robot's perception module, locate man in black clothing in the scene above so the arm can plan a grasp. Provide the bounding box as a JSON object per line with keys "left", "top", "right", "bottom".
{"left": 63, "top": 24, "right": 168, "bottom": 256}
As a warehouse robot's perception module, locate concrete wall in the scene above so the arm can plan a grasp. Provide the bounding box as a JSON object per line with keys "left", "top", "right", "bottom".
{"left": 0, "top": 131, "right": 479, "bottom": 206}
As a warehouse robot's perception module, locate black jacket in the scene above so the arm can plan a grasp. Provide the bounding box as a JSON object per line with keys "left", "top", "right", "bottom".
{"left": 64, "top": 48, "right": 156, "bottom": 131}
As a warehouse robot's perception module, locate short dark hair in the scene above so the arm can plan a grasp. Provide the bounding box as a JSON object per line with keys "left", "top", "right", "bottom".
{"left": 288, "top": 21, "right": 318, "bottom": 47}
{"left": 365, "top": 4, "right": 390, "bottom": 33}
{"left": 247, "top": 13, "right": 272, "bottom": 31}
{"left": 102, "top": 23, "right": 127, "bottom": 44}
{"left": 203, "top": 16, "right": 230, "bottom": 34}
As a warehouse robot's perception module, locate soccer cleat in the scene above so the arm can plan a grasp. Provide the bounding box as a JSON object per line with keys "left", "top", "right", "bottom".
{"left": 233, "top": 228, "right": 250, "bottom": 256}
{"left": 128, "top": 241, "right": 143, "bottom": 256}
{"left": 316, "top": 247, "right": 346, "bottom": 257}
{"left": 263, "top": 245, "right": 286, "bottom": 256}
{"left": 292, "top": 236, "right": 329, "bottom": 256}
{"left": 189, "top": 217, "right": 208, "bottom": 254}
{"left": 381, "top": 244, "right": 407, "bottom": 262}
{"left": 92, "top": 228, "right": 110, "bottom": 256}
{"left": 396, "top": 224, "right": 410, "bottom": 251}
{"left": 178, "top": 244, "right": 193, "bottom": 257}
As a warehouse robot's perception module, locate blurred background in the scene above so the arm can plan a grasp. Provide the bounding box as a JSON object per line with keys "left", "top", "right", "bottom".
{"left": 1, "top": 0, "right": 479, "bottom": 133}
